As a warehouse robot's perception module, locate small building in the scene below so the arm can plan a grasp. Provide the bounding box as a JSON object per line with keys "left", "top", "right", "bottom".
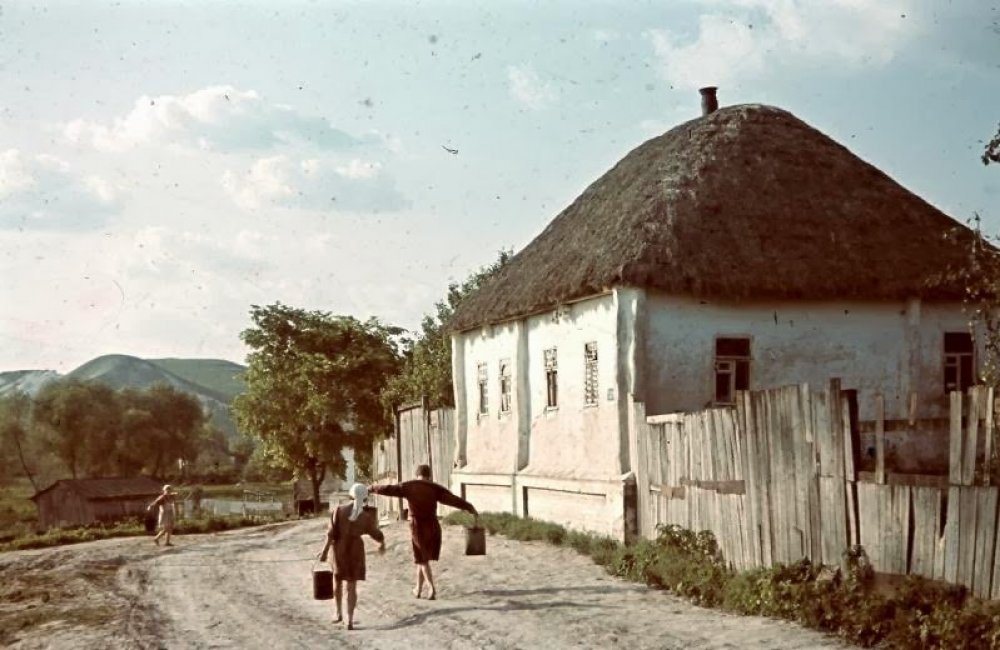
{"left": 31, "top": 477, "right": 164, "bottom": 529}
{"left": 446, "top": 90, "right": 981, "bottom": 539}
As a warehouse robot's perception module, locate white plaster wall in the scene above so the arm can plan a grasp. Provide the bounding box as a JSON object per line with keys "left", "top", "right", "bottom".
{"left": 457, "top": 321, "right": 521, "bottom": 474}
{"left": 522, "top": 295, "right": 623, "bottom": 480}
{"left": 642, "top": 294, "right": 973, "bottom": 421}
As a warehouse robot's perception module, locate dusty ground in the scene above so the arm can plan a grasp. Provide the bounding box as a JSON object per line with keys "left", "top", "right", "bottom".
{"left": 1, "top": 518, "right": 856, "bottom": 649}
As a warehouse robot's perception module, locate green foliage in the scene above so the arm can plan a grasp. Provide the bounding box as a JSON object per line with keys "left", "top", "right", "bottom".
{"left": 233, "top": 303, "right": 403, "bottom": 504}
{"left": 382, "top": 249, "right": 512, "bottom": 410}
{"left": 941, "top": 214, "right": 1000, "bottom": 389}
{"left": 444, "top": 514, "right": 1000, "bottom": 649}
{"left": 0, "top": 512, "right": 285, "bottom": 552}
{"left": 986, "top": 123, "right": 1000, "bottom": 166}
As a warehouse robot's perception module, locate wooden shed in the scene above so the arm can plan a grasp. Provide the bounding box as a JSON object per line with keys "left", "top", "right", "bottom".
{"left": 31, "top": 477, "right": 164, "bottom": 529}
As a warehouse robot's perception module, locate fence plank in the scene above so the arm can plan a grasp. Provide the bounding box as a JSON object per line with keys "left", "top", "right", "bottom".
{"left": 944, "top": 487, "right": 962, "bottom": 584}
{"left": 950, "top": 392, "right": 964, "bottom": 485}
{"left": 957, "top": 487, "right": 979, "bottom": 589}
{"left": 973, "top": 487, "right": 998, "bottom": 599}
{"left": 985, "top": 388, "right": 995, "bottom": 487}
{"left": 910, "top": 486, "right": 941, "bottom": 578}
{"left": 965, "top": 389, "right": 981, "bottom": 486}
{"left": 875, "top": 394, "right": 886, "bottom": 485}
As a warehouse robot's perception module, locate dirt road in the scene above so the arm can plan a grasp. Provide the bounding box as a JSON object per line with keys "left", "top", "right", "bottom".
{"left": 1, "top": 518, "right": 855, "bottom": 649}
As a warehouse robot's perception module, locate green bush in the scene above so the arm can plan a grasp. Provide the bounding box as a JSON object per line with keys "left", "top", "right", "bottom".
{"left": 445, "top": 513, "right": 1000, "bottom": 649}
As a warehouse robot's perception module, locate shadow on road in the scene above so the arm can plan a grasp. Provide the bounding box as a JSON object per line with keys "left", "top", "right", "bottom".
{"left": 375, "top": 599, "right": 597, "bottom": 631}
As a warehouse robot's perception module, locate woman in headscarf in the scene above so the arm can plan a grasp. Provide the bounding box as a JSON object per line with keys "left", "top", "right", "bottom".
{"left": 146, "top": 484, "right": 178, "bottom": 547}
{"left": 317, "top": 483, "right": 385, "bottom": 630}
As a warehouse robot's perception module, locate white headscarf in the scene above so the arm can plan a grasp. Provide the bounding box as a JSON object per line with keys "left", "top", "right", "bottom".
{"left": 348, "top": 483, "right": 368, "bottom": 521}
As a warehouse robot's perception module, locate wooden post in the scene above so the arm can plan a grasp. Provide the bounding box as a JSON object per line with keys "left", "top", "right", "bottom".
{"left": 950, "top": 391, "right": 964, "bottom": 485}
{"left": 875, "top": 394, "right": 886, "bottom": 485}
{"left": 986, "top": 388, "right": 996, "bottom": 487}
{"left": 965, "top": 388, "right": 980, "bottom": 486}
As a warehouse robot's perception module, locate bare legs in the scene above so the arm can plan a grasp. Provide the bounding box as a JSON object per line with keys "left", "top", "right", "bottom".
{"left": 334, "top": 580, "right": 358, "bottom": 630}
{"left": 346, "top": 581, "right": 358, "bottom": 629}
{"left": 413, "top": 562, "right": 435, "bottom": 600}
{"left": 153, "top": 525, "right": 173, "bottom": 546}
{"left": 333, "top": 580, "right": 343, "bottom": 622}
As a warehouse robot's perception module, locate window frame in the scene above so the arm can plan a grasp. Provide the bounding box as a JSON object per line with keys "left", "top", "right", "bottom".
{"left": 499, "top": 358, "right": 512, "bottom": 414}
{"left": 584, "top": 341, "right": 599, "bottom": 407}
{"left": 714, "top": 336, "right": 752, "bottom": 405}
{"left": 476, "top": 362, "right": 489, "bottom": 416}
{"left": 943, "top": 331, "right": 975, "bottom": 395}
{"left": 544, "top": 347, "right": 558, "bottom": 409}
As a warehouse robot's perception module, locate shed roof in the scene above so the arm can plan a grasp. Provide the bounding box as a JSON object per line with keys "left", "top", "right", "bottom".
{"left": 449, "top": 104, "right": 976, "bottom": 332}
{"left": 31, "top": 477, "right": 164, "bottom": 502}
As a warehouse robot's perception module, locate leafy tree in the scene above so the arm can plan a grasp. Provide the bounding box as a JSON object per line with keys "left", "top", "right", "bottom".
{"left": 942, "top": 214, "right": 1000, "bottom": 388}
{"left": 0, "top": 392, "right": 38, "bottom": 490}
{"left": 233, "top": 304, "right": 403, "bottom": 507}
{"left": 118, "top": 384, "right": 206, "bottom": 477}
{"left": 985, "top": 123, "right": 1000, "bottom": 166}
{"left": 381, "top": 249, "right": 512, "bottom": 410}
{"left": 33, "top": 379, "right": 122, "bottom": 478}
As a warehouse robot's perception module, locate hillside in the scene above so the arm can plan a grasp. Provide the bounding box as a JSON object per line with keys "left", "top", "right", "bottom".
{"left": 0, "top": 370, "right": 60, "bottom": 397}
{"left": 66, "top": 354, "right": 245, "bottom": 439}
{"left": 147, "top": 358, "right": 246, "bottom": 401}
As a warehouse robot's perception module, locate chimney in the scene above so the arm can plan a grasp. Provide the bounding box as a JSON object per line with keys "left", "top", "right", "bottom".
{"left": 699, "top": 86, "right": 718, "bottom": 116}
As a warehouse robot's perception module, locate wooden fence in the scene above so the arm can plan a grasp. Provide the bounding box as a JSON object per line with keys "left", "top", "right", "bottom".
{"left": 371, "top": 402, "right": 455, "bottom": 520}
{"left": 634, "top": 382, "right": 1000, "bottom": 598}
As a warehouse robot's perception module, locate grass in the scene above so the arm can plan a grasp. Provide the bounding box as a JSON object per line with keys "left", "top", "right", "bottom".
{"left": 444, "top": 512, "right": 1000, "bottom": 649}
{"left": 0, "top": 478, "right": 294, "bottom": 553}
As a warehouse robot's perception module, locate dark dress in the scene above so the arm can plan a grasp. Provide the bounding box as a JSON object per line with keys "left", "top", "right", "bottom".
{"left": 328, "top": 504, "right": 384, "bottom": 581}
{"left": 370, "top": 480, "right": 476, "bottom": 563}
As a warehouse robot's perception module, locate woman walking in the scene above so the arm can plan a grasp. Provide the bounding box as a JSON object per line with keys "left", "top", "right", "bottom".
{"left": 318, "top": 483, "right": 385, "bottom": 630}
{"left": 370, "top": 464, "right": 478, "bottom": 600}
{"left": 146, "top": 484, "right": 177, "bottom": 546}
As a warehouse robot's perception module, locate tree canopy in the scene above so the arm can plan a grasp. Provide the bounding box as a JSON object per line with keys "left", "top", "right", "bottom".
{"left": 381, "top": 250, "right": 511, "bottom": 411}
{"left": 232, "top": 303, "right": 403, "bottom": 505}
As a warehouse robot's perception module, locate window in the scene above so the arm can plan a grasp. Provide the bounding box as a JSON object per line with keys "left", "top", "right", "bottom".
{"left": 544, "top": 348, "right": 558, "bottom": 408}
{"left": 715, "top": 337, "right": 751, "bottom": 404}
{"left": 584, "top": 342, "right": 599, "bottom": 406}
{"left": 477, "top": 362, "right": 489, "bottom": 415}
{"left": 499, "top": 359, "right": 512, "bottom": 413}
{"left": 944, "top": 331, "right": 975, "bottom": 394}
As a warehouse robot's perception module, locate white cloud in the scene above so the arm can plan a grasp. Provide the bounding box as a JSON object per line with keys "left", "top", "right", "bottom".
{"left": 221, "top": 155, "right": 407, "bottom": 213}
{"left": 648, "top": 0, "right": 917, "bottom": 90}
{"left": 507, "top": 65, "right": 558, "bottom": 110}
{"left": 63, "top": 85, "right": 360, "bottom": 153}
{"left": 0, "top": 149, "right": 121, "bottom": 230}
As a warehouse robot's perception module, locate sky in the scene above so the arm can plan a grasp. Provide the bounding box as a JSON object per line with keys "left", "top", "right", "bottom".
{"left": 0, "top": 0, "right": 997, "bottom": 373}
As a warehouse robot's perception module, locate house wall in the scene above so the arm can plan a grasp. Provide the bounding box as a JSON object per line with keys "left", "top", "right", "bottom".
{"left": 451, "top": 293, "right": 632, "bottom": 537}
{"left": 642, "top": 294, "right": 974, "bottom": 421}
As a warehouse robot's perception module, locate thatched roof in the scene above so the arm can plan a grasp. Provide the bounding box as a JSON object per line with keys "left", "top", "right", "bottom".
{"left": 450, "top": 104, "right": 976, "bottom": 332}
{"left": 31, "top": 477, "right": 163, "bottom": 502}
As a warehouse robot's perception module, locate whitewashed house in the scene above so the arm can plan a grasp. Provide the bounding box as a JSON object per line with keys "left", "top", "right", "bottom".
{"left": 447, "top": 90, "right": 981, "bottom": 539}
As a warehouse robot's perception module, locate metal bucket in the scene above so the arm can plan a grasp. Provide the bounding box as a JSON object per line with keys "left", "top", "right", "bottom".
{"left": 313, "top": 564, "right": 334, "bottom": 600}
{"left": 464, "top": 525, "right": 486, "bottom": 556}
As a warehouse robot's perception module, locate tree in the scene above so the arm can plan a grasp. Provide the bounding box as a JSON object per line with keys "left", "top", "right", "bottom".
{"left": 381, "top": 249, "right": 512, "bottom": 410}
{"left": 33, "top": 379, "right": 122, "bottom": 478}
{"left": 118, "top": 384, "right": 206, "bottom": 477}
{"left": 942, "top": 214, "right": 1000, "bottom": 387}
{"left": 985, "top": 123, "right": 1000, "bottom": 166}
{"left": 233, "top": 304, "right": 403, "bottom": 508}
{"left": 0, "top": 392, "right": 38, "bottom": 490}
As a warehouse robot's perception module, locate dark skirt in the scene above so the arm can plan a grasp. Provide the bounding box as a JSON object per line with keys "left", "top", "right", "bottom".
{"left": 409, "top": 516, "right": 442, "bottom": 564}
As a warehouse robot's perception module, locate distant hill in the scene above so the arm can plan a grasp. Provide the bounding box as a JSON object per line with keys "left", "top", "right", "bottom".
{"left": 66, "top": 354, "right": 246, "bottom": 439}
{"left": 0, "top": 355, "right": 248, "bottom": 441}
{"left": 0, "top": 369, "right": 60, "bottom": 397}
{"left": 147, "top": 358, "right": 246, "bottom": 401}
